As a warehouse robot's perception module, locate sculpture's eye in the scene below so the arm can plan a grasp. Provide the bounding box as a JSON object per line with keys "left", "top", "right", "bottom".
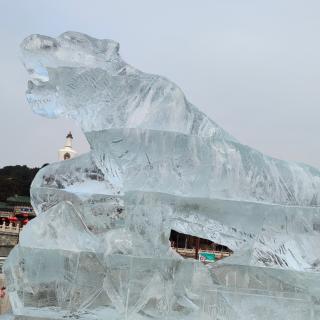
{"left": 40, "top": 39, "right": 57, "bottom": 50}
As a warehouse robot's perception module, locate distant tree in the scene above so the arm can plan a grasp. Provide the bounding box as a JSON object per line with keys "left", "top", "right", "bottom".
{"left": 0, "top": 165, "right": 41, "bottom": 202}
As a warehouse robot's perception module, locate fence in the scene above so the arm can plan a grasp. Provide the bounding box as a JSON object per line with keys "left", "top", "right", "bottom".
{"left": 0, "top": 222, "right": 21, "bottom": 234}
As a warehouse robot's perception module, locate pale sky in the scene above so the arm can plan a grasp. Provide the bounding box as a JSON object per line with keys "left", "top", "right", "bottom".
{"left": 0, "top": 0, "right": 319, "bottom": 168}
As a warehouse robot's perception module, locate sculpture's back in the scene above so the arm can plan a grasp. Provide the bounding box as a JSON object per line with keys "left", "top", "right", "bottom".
{"left": 2, "top": 31, "right": 320, "bottom": 319}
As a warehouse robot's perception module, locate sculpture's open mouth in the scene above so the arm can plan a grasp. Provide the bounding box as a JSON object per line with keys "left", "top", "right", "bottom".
{"left": 26, "top": 66, "right": 50, "bottom": 93}
{"left": 21, "top": 34, "right": 57, "bottom": 92}
{"left": 23, "top": 62, "right": 59, "bottom": 117}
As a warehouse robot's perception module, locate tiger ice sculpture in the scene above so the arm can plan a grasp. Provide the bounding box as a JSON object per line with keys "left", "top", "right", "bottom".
{"left": 2, "top": 32, "right": 320, "bottom": 320}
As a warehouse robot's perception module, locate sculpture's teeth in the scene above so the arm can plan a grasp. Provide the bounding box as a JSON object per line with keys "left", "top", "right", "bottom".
{"left": 27, "top": 80, "right": 34, "bottom": 90}
{"left": 27, "top": 78, "right": 46, "bottom": 88}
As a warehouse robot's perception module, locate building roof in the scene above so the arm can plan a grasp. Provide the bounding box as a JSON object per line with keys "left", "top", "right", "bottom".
{"left": 0, "top": 202, "right": 8, "bottom": 208}
{"left": 0, "top": 202, "right": 12, "bottom": 212}
{"left": 0, "top": 201, "right": 13, "bottom": 213}
{"left": 6, "top": 195, "right": 31, "bottom": 204}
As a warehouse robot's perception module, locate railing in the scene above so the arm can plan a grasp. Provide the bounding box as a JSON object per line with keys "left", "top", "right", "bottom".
{"left": 0, "top": 222, "right": 21, "bottom": 234}
{"left": 173, "top": 247, "right": 232, "bottom": 259}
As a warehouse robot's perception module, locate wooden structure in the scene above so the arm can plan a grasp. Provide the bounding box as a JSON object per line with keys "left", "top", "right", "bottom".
{"left": 169, "top": 230, "right": 233, "bottom": 261}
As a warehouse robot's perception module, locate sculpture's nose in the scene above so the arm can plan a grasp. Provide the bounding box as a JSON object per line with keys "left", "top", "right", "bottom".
{"left": 21, "top": 34, "right": 58, "bottom": 53}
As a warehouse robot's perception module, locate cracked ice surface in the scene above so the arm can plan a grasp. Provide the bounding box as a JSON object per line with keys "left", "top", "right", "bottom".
{"left": 2, "top": 32, "right": 320, "bottom": 319}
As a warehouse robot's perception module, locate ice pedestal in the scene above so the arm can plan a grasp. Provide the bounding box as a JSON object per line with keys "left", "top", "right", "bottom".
{"left": 2, "top": 31, "right": 320, "bottom": 319}
{"left": 4, "top": 249, "right": 319, "bottom": 319}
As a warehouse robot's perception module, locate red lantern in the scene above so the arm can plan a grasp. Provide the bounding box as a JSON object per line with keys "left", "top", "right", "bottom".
{"left": 22, "top": 219, "right": 29, "bottom": 225}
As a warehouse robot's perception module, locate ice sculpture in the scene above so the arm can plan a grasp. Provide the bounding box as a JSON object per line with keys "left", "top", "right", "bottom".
{"left": 2, "top": 31, "right": 320, "bottom": 319}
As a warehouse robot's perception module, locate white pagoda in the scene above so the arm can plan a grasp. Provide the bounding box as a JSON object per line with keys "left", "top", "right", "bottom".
{"left": 58, "top": 132, "right": 77, "bottom": 161}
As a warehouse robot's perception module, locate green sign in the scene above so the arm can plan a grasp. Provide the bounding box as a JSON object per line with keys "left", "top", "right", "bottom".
{"left": 199, "top": 252, "right": 216, "bottom": 263}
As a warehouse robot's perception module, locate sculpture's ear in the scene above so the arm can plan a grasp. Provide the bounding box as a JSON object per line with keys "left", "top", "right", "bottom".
{"left": 102, "top": 39, "right": 120, "bottom": 59}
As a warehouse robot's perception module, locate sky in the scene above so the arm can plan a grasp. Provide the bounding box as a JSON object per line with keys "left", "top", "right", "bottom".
{"left": 0, "top": 0, "right": 319, "bottom": 169}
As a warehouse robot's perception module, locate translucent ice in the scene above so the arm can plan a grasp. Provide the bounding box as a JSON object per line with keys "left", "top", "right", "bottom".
{"left": 2, "top": 32, "right": 320, "bottom": 319}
